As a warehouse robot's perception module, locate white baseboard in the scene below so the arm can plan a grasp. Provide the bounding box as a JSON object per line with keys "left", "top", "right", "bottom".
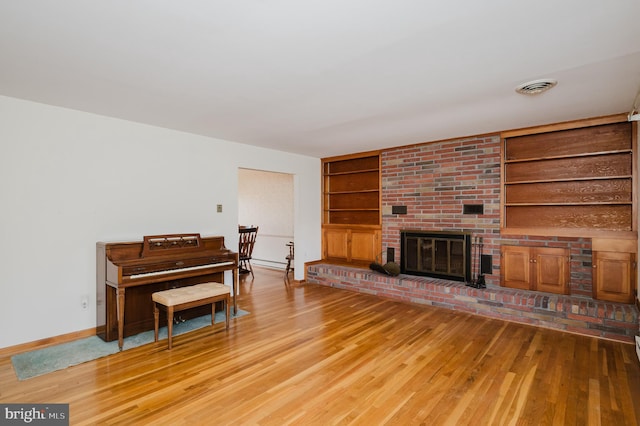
{"left": 253, "top": 259, "right": 286, "bottom": 270}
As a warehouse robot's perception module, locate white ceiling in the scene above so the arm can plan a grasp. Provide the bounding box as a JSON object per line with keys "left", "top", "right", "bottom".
{"left": 1, "top": 1, "right": 639, "bottom": 158}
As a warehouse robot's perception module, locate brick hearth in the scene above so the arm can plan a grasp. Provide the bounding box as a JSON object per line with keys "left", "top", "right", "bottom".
{"left": 306, "top": 263, "right": 639, "bottom": 344}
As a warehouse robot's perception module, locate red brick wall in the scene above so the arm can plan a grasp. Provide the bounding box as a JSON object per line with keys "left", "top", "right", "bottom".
{"left": 380, "top": 135, "right": 593, "bottom": 294}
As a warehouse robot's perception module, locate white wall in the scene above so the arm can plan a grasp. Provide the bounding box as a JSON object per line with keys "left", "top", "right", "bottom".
{"left": 0, "top": 95, "right": 321, "bottom": 349}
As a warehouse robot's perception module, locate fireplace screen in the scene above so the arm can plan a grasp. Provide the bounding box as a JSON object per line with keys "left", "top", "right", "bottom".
{"left": 401, "top": 231, "right": 471, "bottom": 282}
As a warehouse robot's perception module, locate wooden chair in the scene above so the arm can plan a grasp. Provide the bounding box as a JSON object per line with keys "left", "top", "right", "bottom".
{"left": 238, "top": 226, "right": 258, "bottom": 278}
{"left": 285, "top": 241, "right": 294, "bottom": 279}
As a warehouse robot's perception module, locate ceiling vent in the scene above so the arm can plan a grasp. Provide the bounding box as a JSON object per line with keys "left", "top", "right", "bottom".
{"left": 515, "top": 79, "right": 557, "bottom": 95}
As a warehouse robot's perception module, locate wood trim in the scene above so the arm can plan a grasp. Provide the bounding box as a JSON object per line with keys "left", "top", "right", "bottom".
{"left": 500, "top": 133, "right": 506, "bottom": 240}
{"left": 631, "top": 121, "right": 638, "bottom": 233}
{"left": 0, "top": 327, "right": 97, "bottom": 358}
{"left": 592, "top": 238, "right": 638, "bottom": 253}
{"left": 378, "top": 153, "right": 382, "bottom": 226}
{"left": 307, "top": 258, "right": 371, "bottom": 269}
{"left": 500, "top": 113, "right": 628, "bottom": 138}
{"left": 322, "top": 223, "right": 382, "bottom": 230}
{"left": 321, "top": 149, "right": 382, "bottom": 163}
{"left": 361, "top": 114, "right": 627, "bottom": 155}
{"left": 500, "top": 227, "right": 637, "bottom": 239}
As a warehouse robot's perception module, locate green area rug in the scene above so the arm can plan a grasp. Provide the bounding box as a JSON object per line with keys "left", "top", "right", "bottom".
{"left": 11, "top": 309, "right": 249, "bottom": 381}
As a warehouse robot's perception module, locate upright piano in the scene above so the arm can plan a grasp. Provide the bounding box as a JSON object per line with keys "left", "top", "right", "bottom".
{"left": 96, "top": 233, "right": 238, "bottom": 349}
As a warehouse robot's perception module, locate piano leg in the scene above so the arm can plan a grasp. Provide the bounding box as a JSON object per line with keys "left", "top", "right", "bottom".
{"left": 116, "top": 288, "right": 125, "bottom": 350}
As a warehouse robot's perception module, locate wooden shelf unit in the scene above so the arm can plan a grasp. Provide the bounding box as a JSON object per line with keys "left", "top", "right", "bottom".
{"left": 501, "top": 119, "right": 636, "bottom": 238}
{"left": 323, "top": 153, "right": 381, "bottom": 226}
{"left": 322, "top": 152, "right": 381, "bottom": 264}
{"left": 500, "top": 116, "right": 638, "bottom": 303}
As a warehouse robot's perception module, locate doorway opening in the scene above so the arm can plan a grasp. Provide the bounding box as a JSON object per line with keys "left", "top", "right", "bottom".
{"left": 238, "top": 168, "right": 294, "bottom": 271}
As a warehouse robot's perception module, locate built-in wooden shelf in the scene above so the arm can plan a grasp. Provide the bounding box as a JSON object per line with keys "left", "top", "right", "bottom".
{"left": 322, "top": 152, "right": 382, "bottom": 264}
{"left": 501, "top": 120, "right": 636, "bottom": 237}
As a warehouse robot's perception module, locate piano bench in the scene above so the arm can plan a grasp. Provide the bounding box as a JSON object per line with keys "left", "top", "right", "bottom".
{"left": 152, "top": 282, "right": 231, "bottom": 350}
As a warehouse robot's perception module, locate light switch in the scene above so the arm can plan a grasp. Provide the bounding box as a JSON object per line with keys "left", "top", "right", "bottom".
{"left": 217, "top": 204, "right": 223, "bottom": 213}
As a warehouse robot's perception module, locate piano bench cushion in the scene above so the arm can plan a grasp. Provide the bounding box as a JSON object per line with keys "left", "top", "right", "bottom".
{"left": 152, "top": 282, "right": 230, "bottom": 307}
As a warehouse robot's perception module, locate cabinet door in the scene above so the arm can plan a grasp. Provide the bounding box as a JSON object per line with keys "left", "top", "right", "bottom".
{"left": 324, "top": 228, "right": 349, "bottom": 260}
{"left": 593, "top": 251, "right": 636, "bottom": 303}
{"left": 501, "top": 246, "right": 570, "bottom": 294}
{"left": 350, "top": 229, "right": 380, "bottom": 262}
{"left": 501, "top": 246, "right": 531, "bottom": 290}
{"left": 533, "top": 247, "right": 570, "bottom": 294}
{"left": 322, "top": 226, "right": 381, "bottom": 263}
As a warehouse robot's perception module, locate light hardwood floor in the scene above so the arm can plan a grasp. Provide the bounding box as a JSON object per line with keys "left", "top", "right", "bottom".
{"left": 1, "top": 267, "right": 639, "bottom": 425}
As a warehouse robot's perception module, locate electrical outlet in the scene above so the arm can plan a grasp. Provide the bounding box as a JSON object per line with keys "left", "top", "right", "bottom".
{"left": 217, "top": 204, "right": 223, "bottom": 213}
{"left": 81, "top": 295, "right": 89, "bottom": 310}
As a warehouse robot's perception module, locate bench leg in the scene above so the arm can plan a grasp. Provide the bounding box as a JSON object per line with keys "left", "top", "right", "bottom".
{"left": 225, "top": 295, "right": 230, "bottom": 330}
{"left": 155, "top": 292, "right": 231, "bottom": 350}
{"left": 167, "top": 306, "right": 174, "bottom": 350}
{"left": 154, "top": 304, "right": 159, "bottom": 342}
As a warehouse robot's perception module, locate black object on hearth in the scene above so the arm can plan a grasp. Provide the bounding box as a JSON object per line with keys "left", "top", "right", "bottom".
{"left": 467, "top": 236, "right": 486, "bottom": 289}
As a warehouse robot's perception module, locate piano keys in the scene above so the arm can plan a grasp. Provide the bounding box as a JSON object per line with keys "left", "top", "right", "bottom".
{"left": 96, "top": 233, "right": 239, "bottom": 349}
{"left": 129, "top": 261, "right": 235, "bottom": 279}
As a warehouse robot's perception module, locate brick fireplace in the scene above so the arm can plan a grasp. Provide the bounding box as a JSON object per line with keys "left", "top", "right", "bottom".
{"left": 306, "top": 133, "right": 638, "bottom": 342}
{"left": 380, "top": 134, "right": 593, "bottom": 296}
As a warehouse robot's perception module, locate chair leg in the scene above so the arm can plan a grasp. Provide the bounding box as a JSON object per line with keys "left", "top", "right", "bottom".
{"left": 247, "top": 260, "right": 254, "bottom": 278}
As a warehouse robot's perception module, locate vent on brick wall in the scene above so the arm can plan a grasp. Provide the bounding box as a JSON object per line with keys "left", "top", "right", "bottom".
{"left": 392, "top": 205, "right": 407, "bottom": 215}
{"left": 463, "top": 204, "right": 484, "bottom": 214}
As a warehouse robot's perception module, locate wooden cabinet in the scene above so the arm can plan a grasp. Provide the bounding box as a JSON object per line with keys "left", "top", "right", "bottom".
{"left": 592, "top": 238, "right": 637, "bottom": 303}
{"left": 501, "top": 246, "right": 531, "bottom": 290}
{"left": 322, "top": 152, "right": 381, "bottom": 264}
{"left": 501, "top": 246, "right": 570, "bottom": 294}
{"left": 501, "top": 120, "right": 635, "bottom": 238}
{"left": 592, "top": 251, "right": 636, "bottom": 303}
{"left": 323, "top": 225, "right": 381, "bottom": 263}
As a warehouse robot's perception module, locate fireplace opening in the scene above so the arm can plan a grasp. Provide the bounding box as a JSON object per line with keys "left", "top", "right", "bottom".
{"left": 400, "top": 230, "right": 472, "bottom": 282}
